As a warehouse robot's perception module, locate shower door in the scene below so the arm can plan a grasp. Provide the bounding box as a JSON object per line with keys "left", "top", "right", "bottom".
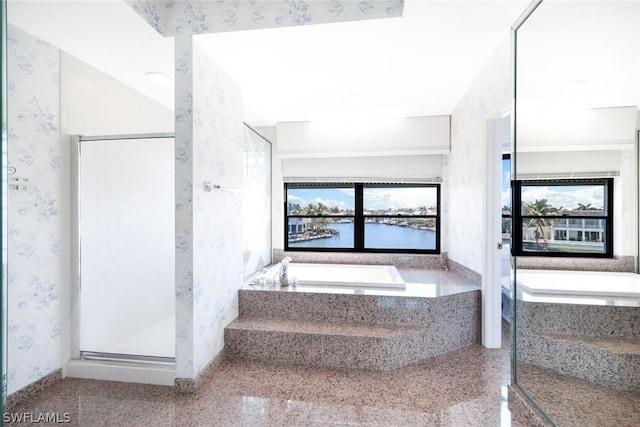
{"left": 73, "top": 134, "right": 175, "bottom": 361}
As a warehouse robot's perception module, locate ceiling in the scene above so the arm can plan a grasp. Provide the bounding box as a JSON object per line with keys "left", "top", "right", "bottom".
{"left": 8, "top": 0, "right": 532, "bottom": 127}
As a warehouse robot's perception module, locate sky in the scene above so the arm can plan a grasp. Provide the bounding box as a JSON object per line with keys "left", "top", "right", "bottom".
{"left": 502, "top": 158, "right": 511, "bottom": 208}
{"left": 520, "top": 185, "right": 604, "bottom": 211}
{"left": 502, "top": 157, "right": 605, "bottom": 211}
{"left": 287, "top": 187, "right": 438, "bottom": 211}
{"left": 287, "top": 188, "right": 355, "bottom": 210}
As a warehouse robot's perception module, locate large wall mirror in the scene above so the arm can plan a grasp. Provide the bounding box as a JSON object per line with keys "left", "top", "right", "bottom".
{"left": 512, "top": 0, "right": 639, "bottom": 425}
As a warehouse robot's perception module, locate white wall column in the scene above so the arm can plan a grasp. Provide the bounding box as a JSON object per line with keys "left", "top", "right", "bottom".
{"left": 174, "top": 35, "right": 243, "bottom": 380}
{"left": 482, "top": 118, "right": 505, "bottom": 349}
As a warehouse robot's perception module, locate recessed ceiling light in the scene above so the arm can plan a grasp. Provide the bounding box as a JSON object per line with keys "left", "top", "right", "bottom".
{"left": 145, "top": 71, "right": 169, "bottom": 84}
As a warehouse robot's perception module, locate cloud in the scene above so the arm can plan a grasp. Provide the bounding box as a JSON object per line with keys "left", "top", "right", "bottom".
{"left": 287, "top": 194, "right": 307, "bottom": 205}
{"left": 521, "top": 185, "right": 604, "bottom": 210}
{"left": 337, "top": 188, "right": 355, "bottom": 197}
{"left": 501, "top": 189, "right": 511, "bottom": 207}
{"left": 364, "top": 187, "right": 437, "bottom": 210}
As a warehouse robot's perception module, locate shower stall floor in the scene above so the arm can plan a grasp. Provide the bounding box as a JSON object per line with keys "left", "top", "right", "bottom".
{"left": 104, "top": 315, "right": 175, "bottom": 359}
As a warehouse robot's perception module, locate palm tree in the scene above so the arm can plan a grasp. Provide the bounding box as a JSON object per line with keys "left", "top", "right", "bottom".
{"left": 523, "top": 199, "right": 561, "bottom": 242}
{"left": 300, "top": 203, "right": 332, "bottom": 231}
{"left": 576, "top": 202, "right": 598, "bottom": 211}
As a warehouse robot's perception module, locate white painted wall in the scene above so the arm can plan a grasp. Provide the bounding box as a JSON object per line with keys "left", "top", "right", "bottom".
{"left": 282, "top": 155, "right": 443, "bottom": 181}
{"left": 517, "top": 107, "right": 636, "bottom": 152}
{"left": 517, "top": 150, "right": 623, "bottom": 176}
{"left": 272, "top": 117, "right": 449, "bottom": 251}
{"left": 276, "top": 116, "right": 450, "bottom": 158}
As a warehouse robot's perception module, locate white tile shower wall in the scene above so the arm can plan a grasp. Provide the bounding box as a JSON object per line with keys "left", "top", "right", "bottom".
{"left": 447, "top": 36, "right": 511, "bottom": 275}
{"left": 174, "top": 36, "right": 243, "bottom": 379}
{"left": 60, "top": 52, "right": 174, "bottom": 136}
{"left": 58, "top": 49, "right": 175, "bottom": 367}
{"left": 6, "top": 25, "right": 61, "bottom": 395}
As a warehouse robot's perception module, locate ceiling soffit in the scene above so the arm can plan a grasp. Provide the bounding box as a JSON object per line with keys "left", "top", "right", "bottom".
{"left": 126, "top": 0, "right": 405, "bottom": 37}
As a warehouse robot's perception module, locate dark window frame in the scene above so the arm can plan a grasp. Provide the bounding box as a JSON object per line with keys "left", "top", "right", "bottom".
{"left": 512, "top": 178, "right": 613, "bottom": 258}
{"left": 284, "top": 183, "right": 440, "bottom": 254}
{"left": 502, "top": 154, "right": 512, "bottom": 241}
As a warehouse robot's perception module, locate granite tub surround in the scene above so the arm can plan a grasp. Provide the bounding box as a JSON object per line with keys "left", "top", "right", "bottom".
{"left": 516, "top": 300, "right": 640, "bottom": 392}
{"left": 273, "top": 249, "right": 450, "bottom": 270}
{"left": 515, "top": 362, "right": 640, "bottom": 427}
{"left": 225, "top": 270, "right": 481, "bottom": 370}
{"left": 515, "top": 255, "right": 636, "bottom": 273}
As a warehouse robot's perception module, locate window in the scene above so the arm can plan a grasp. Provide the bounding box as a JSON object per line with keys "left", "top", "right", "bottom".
{"left": 285, "top": 183, "right": 440, "bottom": 253}
{"left": 502, "top": 154, "right": 512, "bottom": 246}
{"left": 512, "top": 179, "right": 613, "bottom": 257}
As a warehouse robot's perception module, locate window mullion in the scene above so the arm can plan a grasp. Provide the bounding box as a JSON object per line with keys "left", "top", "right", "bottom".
{"left": 354, "top": 183, "right": 364, "bottom": 249}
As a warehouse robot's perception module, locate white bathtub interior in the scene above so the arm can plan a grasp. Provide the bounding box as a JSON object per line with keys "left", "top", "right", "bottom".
{"left": 247, "top": 262, "right": 481, "bottom": 298}
{"left": 516, "top": 270, "right": 640, "bottom": 297}
{"left": 514, "top": 269, "right": 640, "bottom": 307}
{"left": 264, "top": 262, "right": 406, "bottom": 289}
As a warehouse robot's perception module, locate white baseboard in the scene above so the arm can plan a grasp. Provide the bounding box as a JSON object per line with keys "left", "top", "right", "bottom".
{"left": 65, "top": 359, "right": 175, "bottom": 386}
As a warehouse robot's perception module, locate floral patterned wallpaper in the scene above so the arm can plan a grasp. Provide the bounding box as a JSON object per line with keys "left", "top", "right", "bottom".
{"left": 175, "top": 36, "right": 243, "bottom": 379}
{"left": 127, "top": 0, "right": 404, "bottom": 36}
{"left": 6, "top": 25, "right": 61, "bottom": 394}
{"left": 447, "top": 36, "right": 511, "bottom": 275}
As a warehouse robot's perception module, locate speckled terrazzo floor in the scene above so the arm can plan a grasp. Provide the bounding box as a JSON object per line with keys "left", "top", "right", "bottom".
{"left": 516, "top": 362, "right": 640, "bottom": 427}
{"left": 5, "top": 322, "right": 541, "bottom": 427}
{"left": 6, "top": 264, "right": 638, "bottom": 426}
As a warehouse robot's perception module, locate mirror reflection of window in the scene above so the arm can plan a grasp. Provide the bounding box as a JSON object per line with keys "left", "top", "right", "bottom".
{"left": 512, "top": 179, "right": 612, "bottom": 256}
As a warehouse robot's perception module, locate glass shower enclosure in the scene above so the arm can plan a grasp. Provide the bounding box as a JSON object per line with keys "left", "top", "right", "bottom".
{"left": 242, "top": 125, "right": 272, "bottom": 277}
{"left": 72, "top": 134, "right": 175, "bottom": 362}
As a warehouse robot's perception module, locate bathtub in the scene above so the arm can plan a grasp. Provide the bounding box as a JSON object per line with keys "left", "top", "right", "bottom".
{"left": 265, "top": 262, "right": 406, "bottom": 289}
{"left": 515, "top": 269, "right": 640, "bottom": 299}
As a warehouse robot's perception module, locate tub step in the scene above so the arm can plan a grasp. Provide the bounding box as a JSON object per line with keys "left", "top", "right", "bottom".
{"left": 225, "top": 317, "right": 431, "bottom": 370}
{"left": 227, "top": 287, "right": 481, "bottom": 370}
{"left": 521, "top": 334, "right": 640, "bottom": 391}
